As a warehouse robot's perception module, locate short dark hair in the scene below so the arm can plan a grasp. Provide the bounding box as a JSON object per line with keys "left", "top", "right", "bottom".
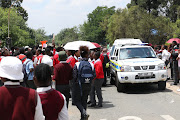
{"left": 56, "top": 47, "right": 63, "bottom": 52}
{"left": 79, "top": 46, "right": 89, "bottom": 58}
{"left": 173, "top": 41, "right": 177, "bottom": 45}
{"left": 45, "top": 48, "right": 51, "bottom": 55}
{"left": 25, "top": 51, "right": 33, "bottom": 59}
{"left": 34, "top": 63, "right": 51, "bottom": 85}
{"left": 94, "top": 51, "right": 100, "bottom": 59}
{"left": 164, "top": 45, "right": 168, "bottom": 50}
{"left": 19, "top": 47, "right": 25, "bottom": 54}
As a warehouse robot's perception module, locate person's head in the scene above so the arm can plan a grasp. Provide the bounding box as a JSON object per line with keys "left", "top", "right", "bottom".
{"left": 172, "top": 41, "right": 177, "bottom": 46}
{"left": 56, "top": 47, "right": 63, "bottom": 52}
{"left": 34, "top": 63, "right": 52, "bottom": 87}
{"left": 0, "top": 56, "right": 23, "bottom": 82}
{"left": 19, "top": 47, "right": 25, "bottom": 54}
{"left": 32, "top": 49, "right": 36, "bottom": 55}
{"left": 74, "top": 50, "right": 80, "bottom": 57}
{"left": 2, "top": 49, "right": 10, "bottom": 56}
{"left": 79, "top": 46, "right": 89, "bottom": 58}
{"left": 36, "top": 49, "right": 42, "bottom": 56}
{"left": 66, "top": 50, "right": 73, "bottom": 56}
{"left": 90, "top": 50, "right": 95, "bottom": 60}
{"left": 102, "top": 48, "right": 107, "bottom": 53}
{"left": 25, "top": 51, "right": 33, "bottom": 60}
{"left": 94, "top": 51, "right": 100, "bottom": 60}
{"left": 45, "top": 48, "right": 51, "bottom": 56}
{"left": 58, "top": 51, "right": 67, "bottom": 61}
{"left": 164, "top": 45, "right": 168, "bottom": 50}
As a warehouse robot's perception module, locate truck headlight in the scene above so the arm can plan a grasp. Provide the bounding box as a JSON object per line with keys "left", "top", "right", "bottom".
{"left": 158, "top": 63, "right": 166, "bottom": 70}
{"left": 121, "top": 65, "right": 132, "bottom": 72}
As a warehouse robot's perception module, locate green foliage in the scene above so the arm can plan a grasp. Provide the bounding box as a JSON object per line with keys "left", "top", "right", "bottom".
{"left": 82, "top": 6, "right": 115, "bottom": 44}
{"left": 0, "top": 8, "right": 33, "bottom": 47}
{"left": 35, "top": 28, "right": 48, "bottom": 45}
{"left": 0, "top": 0, "right": 28, "bottom": 21}
{"left": 127, "top": 0, "right": 180, "bottom": 22}
{"left": 55, "top": 27, "right": 79, "bottom": 46}
{"left": 106, "top": 6, "right": 172, "bottom": 45}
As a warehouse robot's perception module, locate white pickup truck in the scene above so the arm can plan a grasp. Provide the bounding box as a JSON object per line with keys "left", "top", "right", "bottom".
{"left": 110, "top": 39, "right": 167, "bottom": 92}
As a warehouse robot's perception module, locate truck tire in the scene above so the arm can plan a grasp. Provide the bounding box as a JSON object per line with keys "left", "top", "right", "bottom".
{"left": 110, "top": 74, "right": 115, "bottom": 85}
{"left": 158, "top": 81, "right": 166, "bottom": 90}
{"left": 116, "top": 76, "right": 125, "bottom": 92}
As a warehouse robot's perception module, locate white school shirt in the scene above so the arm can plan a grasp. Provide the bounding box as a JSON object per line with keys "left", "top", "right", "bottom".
{"left": 40, "top": 55, "right": 53, "bottom": 67}
{"left": 36, "top": 86, "right": 69, "bottom": 120}
{"left": 162, "top": 49, "right": 170, "bottom": 62}
{"left": 3, "top": 81, "right": 45, "bottom": 120}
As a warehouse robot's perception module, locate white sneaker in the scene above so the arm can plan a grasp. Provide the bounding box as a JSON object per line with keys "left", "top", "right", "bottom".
{"left": 177, "top": 89, "right": 180, "bottom": 92}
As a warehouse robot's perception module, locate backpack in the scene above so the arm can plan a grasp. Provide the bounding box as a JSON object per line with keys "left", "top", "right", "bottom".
{"left": 78, "top": 61, "right": 94, "bottom": 84}
{"left": 23, "top": 60, "right": 30, "bottom": 86}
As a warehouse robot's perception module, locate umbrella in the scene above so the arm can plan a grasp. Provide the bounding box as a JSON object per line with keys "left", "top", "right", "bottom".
{"left": 64, "top": 41, "right": 97, "bottom": 50}
{"left": 166, "top": 38, "right": 180, "bottom": 44}
{"left": 92, "top": 42, "right": 101, "bottom": 48}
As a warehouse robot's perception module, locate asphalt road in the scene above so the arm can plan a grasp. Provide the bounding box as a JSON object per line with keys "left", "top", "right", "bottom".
{"left": 68, "top": 80, "right": 180, "bottom": 120}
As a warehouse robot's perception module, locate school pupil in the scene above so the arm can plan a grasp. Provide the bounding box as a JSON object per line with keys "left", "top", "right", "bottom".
{"left": 0, "top": 56, "right": 44, "bottom": 120}
{"left": 72, "top": 46, "right": 96, "bottom": 120}
{"left": 34, "top": 63, "right": 69, "bottom": 120}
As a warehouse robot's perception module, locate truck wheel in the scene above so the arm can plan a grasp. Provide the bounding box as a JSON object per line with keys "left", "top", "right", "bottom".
{"left": 117, "top": 81, "right": 126, "bottom": 92}
{"left": 116, "top": 76, "right": 125, "bottom": 92}
{"left": 110, "top": 74, "right": 115, "bottom": 85}
{"left": 158, "top": 81, "right": 166, "bottom": 90}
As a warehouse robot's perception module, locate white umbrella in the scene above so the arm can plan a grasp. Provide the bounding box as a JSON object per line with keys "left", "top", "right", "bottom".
{"left": 64, "top": 41, "right": 97, "bottom": 50}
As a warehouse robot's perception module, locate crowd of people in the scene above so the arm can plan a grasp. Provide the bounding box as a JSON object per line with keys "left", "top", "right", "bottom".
{"left": 153, "top": 41, "right": 180, "bottom": 87}
{"left": 0, "top": 44, "right": 110, "bottom": 120}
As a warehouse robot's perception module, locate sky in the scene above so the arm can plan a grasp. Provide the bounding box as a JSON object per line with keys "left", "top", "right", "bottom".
{"left": 21, "top": 0, "right": 131, "bottom": 35}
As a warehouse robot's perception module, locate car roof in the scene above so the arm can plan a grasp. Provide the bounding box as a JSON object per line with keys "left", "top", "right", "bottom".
{"left": 115, "top": 45, "right": 151, "bottom": 49}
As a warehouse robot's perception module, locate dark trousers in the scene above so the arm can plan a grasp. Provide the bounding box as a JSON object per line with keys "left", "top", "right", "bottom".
{"left": 103, "top": 66, "right": 107, "bottom": 86}
{"left": 56, "top": 84, "right": 70, "bottom": 108}
{"left": 173, "top": 60, "right": 179, "bottom": 84}
{"left": 74, "top": 83, "right": 91, "bottom": 117}
{"left": 90, "top": 79, "right": 104, "bottom": 105}
{"left": 170, "top": 59, "right": 173, "bottom": 79}
{"left": 27, "top": 80, "right": 36, "bottom": 89}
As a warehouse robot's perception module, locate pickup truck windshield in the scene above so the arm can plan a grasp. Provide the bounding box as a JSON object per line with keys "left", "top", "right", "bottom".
{"left": 119, "top": 47, "right": 156, "bottom": 60}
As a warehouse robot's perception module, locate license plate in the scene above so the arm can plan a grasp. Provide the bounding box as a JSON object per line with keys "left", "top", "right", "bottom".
{"left": 138, "top": 72, "right": 153, "bottom": 77}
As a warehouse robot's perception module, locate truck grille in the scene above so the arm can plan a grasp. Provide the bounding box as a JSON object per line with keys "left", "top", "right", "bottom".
{"left": 134, "top": 65, "right": 155, "bottom": 71}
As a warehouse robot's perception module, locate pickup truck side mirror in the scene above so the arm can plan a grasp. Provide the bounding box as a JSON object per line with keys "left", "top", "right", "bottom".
{"left": 111, "top": 56, "right": 118, "bottom": 61}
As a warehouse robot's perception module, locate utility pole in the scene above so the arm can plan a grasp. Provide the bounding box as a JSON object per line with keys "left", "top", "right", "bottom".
{"left": 7, "top": 0, "right": 19, "bottom": 48}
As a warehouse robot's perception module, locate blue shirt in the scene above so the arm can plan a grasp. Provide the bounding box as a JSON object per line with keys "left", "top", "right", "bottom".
{"left": 24, "top": 58, "right": 34, "bottom": 80}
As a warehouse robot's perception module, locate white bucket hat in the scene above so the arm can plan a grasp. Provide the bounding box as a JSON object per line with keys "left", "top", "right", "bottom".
{"left": 0, "top": 56, "right": 24, "bottom": 80}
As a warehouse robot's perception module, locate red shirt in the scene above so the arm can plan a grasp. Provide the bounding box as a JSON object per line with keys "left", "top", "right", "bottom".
{"left": 66, "top": 56, "right": 78, "bottom": 68}
{"left": 100, "top": 53, "right": 104, "bottom": 63}
{"left": 53, "top": 62, "right": 73, "bottom": 85}
{"left": 94, "top": 59, "right": 104, "bottom": 79}
{"left": 16, "top": 54, "right": 27, "bottom": 63}
{"left": 53, "top": 54, "right": 60, "bottom": 67}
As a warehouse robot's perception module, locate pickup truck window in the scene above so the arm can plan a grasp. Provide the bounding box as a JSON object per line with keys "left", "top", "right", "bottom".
{"left": 119, "top": 47, "right": 156, "bottom": 60}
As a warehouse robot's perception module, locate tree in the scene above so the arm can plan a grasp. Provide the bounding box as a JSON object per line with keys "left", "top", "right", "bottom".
{"left": 1, "top": 0, "right": 28, "bottom": 21}
{"left": 35, "top": 28, "right": 48, "bottom": 45}
{"left": 0, "top": 8, "right": 33, "bottom": 47}
{"left": 127, "top": 0, "right": 180, "bottom": 22}
{"left": 82, "top": 6, "right": 115, "bottom": 44}
{"left": 106, "top": 6, "right": 172, "bottom": 45}
{"left": 55, "top": 27, "right": 79, "bottom": 45}
{"left": 127, "top": 0, "right": 165, "bottom": 16}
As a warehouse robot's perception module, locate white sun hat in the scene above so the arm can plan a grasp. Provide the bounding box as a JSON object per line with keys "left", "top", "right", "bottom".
{"left": 0, "top": 56, "right": 24, "bottom": 80}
